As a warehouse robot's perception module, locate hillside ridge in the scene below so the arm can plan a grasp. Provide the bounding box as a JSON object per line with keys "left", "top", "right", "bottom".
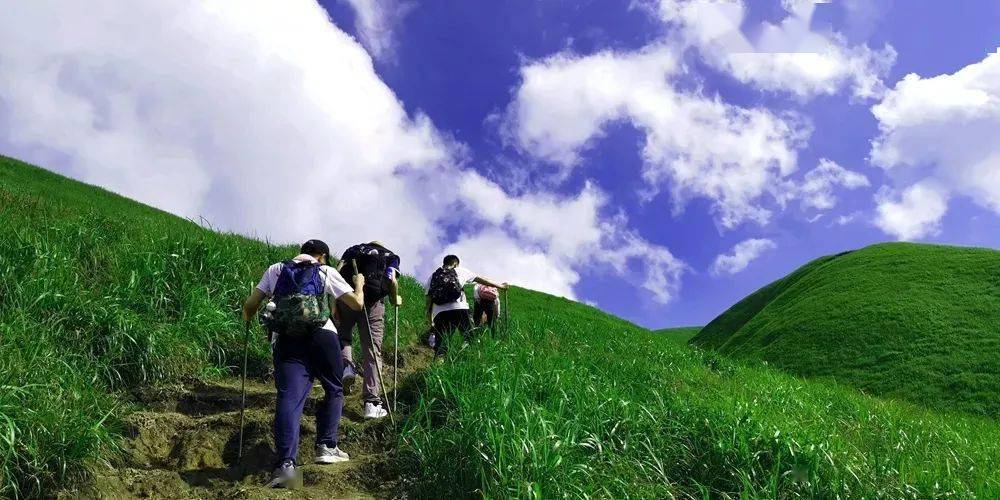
{"left": 692, "top": 241, "right": 1000, "bottom": 417}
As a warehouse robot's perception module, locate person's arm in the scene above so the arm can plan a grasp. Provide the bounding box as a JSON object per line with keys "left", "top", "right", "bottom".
{"left": 338, "top": 273, "right": 366, "bottom": 311}
{"left": 473, "top": 276, "right": 508, "bottom": 289}
{"left": 426, "top": 295, "right": 434, "bottom": 326}
{"left": 242, "top": 288, "right": 266, "bottom": 323}
{"left": 389, "top": 269, "right": 402, "bottom": 307}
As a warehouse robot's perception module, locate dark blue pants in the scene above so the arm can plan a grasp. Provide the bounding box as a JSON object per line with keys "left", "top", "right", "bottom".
{"left": 272, "top": 327, "right": 344, "bottom": 464}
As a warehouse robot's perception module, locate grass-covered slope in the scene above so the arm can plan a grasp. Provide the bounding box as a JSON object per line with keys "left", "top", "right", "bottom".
{"left": 653, "top": 326, "right": 702, "bottom": 344}
{"left": 0, "top": 156, "right": 291, "bottom": 497}
{"left": 402, "top": 287, "right": 1000, "bottom": 497}
{"left": 691, "top": 242, "right": 1000, "bottom": 418}
{"left": 4, "top": 156, "right": 1000, "bottom": 498}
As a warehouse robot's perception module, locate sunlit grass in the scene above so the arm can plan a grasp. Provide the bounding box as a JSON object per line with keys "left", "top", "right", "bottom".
{"left": 401, "top": 288, "right": 1000, "bottom": 498}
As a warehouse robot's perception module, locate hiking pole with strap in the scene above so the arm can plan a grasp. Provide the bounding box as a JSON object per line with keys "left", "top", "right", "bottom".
{"left": 352, "top": 260, "right": 395, "bottom": 425}
{"left": 238, "top": 320, "right": 250, "bottom": 461}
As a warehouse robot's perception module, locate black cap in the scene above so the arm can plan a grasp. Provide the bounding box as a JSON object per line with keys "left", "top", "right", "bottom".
{"left": 300, "top": 239, "right": 330, "bottom": 257}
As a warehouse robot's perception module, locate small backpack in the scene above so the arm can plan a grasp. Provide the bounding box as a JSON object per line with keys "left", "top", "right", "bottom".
{"left": 428, "top": 267, "right": 464, "bottom": 305}
{"left": 477, "top": 285, "right": 498, "bottom": 301}
{"left": 339, "top": 243, "right": 398, "bottom": 306}
{"left": 266, "top": 260, "right": 330, "bottom": 338}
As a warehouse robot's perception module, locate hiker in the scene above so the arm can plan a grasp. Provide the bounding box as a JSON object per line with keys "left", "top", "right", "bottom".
{"left": 426, "top": 254, "right": 507, "bottom": 355}
{"left": 241, "top": 239, "right": 364, "bottom": 488}
{"left": 473, "top": 283, "right": 500, "bottom": 328}
{"left": 335, "top": 241, "right": 401, "bottom": 419}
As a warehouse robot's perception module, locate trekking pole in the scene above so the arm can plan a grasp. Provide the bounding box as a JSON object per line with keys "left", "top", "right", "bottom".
{"left": 352, "top": 260, "right": 395, "bottom": 426}
{"left": 503, "top": 288, "right": 510, "bottom": 335}
{"left": 393, "top": 298, "right": 399, "bottom": 413}
{"left": 238, "top": 320, "right": 250, "bottom": 461}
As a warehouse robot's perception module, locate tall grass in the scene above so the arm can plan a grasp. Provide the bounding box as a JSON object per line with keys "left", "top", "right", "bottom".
{"left": 0, "top": 158, "right": 287, "bottom": 497}
{"left": 401, "top": 289, "right": 1000, "bottom": 497}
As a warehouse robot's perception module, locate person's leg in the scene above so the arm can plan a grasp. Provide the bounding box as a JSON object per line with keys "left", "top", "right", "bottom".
{"left": 472, "top": 300, "right": 484, "bottom": 326}
{"left": 272, "top": 339, "right": 313, "bottom": 464}
{"left": 434, "top": 309, "right": 467, "bottom": 356}
{"left": 359, "top": 301, "right": 385, "bottom": 405}
{"left": 484, "top": 299, "right": 498, "bottom": 328}
{"left": 308, "top": 328, "right": 344, "bottom": 449}
{"left": 432, "top": 311, "right": 453, "bottom": 357}
{"left": 336, "top": 301, "right": 359, "bottom": 369}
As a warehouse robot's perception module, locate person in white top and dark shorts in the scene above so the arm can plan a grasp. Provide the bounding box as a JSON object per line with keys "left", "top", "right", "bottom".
{"left": 425, "top": 254, "right": 507, "bottom": 356}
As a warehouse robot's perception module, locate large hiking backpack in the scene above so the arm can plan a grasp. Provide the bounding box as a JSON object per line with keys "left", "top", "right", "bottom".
{"left": 339, "top": 243, "right": 398, "bottom": 306}
{"left": 428, "top": 267, "right": 464, "bottom": 305}
{"left": 266, "top": 260, "right": 330, "bottom": 338}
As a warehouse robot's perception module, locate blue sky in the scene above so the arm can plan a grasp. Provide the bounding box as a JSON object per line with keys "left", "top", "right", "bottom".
{"left": 2, "top": 1, "right": 999, "bottom": 328}
{"left": 320, "top": 0, "right": 1000, "bottom": 327}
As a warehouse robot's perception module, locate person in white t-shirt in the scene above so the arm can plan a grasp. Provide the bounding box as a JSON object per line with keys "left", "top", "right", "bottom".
{"left": 241, "top": 239, "right": 365, "bottom": 488}
{"left": 425, "top": 254, "right": 507, "bottom": 355}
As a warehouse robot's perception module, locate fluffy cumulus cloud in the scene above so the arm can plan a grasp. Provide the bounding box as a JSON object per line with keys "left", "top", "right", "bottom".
{"left": 870, "top": 49, "right": 1000, "bottom": 238}
{"left": 799, "top": 158, "right": 869, "bottom": 210}
{"left": 873, "top": 182, "right": 949, "bottom": 241}
{"left": 711, "top": 238, "right": 776, "bottom": 275}
{"left": 505, "top": 45, "right": 808, "bottom": 229}
{"left": 0, "top": 0, "right": 452, "bottom": 269}
{"left": 455, "top": 174, "right": 686, "bottom": 302}
{"left": 0, "top": 0, "right": 685, "bottom": 305}
{"left": 654, "top": 0, "right": 896, "bottom": 100}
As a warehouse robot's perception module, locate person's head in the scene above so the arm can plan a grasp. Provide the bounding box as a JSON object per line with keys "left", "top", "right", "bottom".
{"left": 442, "top": 254, "right": 460, "bottom": 268}
{"left": 300, "top": 239, "right": 330, "bottom": 264}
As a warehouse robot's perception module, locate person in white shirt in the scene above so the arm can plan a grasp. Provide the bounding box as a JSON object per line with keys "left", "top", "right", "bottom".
{"left": 241, "top": 239, "right": 364, "bottom": 488}
{"left": 425, "top": 254, "right": 506, "bottom": 355}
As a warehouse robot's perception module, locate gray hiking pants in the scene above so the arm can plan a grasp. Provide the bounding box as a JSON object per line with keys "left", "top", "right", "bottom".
{"left": 336, "top": 300, "right": 384, "bottom": 405}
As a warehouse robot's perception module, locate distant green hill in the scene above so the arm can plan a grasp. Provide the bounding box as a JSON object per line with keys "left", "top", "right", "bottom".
{"left": 653, "top": 326, "right": 702, "bottom": 343}
{"left": 691, "top": 242, "right": 1000, "bottom": 418}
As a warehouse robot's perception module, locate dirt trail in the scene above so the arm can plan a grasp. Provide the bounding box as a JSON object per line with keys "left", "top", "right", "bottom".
{"left": 65, "top": 344, "right": 433, "bottom": 499}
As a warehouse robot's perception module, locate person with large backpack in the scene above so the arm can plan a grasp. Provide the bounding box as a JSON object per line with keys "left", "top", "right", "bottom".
{"left": 335, "top": 241, "right": 401, "bottom": 419}
{"left": 426, "top": 254, "right": 507, "bottom": 356}
{"left": 241, "top": 239, "right": 365, "bottom": 489}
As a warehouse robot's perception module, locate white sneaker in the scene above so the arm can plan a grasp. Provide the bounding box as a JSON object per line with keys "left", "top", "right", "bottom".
{"left": 363, "top": 401, "right": 388, "bottom": 419}
{"left": 314, "top": 444, "right": 349, "bottom": 464}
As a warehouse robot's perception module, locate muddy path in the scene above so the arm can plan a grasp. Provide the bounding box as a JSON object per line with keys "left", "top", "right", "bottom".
{"left": 63, "top": 342, "right": 434, "bottom": 499}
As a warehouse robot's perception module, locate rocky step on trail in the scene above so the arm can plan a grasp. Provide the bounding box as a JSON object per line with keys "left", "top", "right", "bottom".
{"left": 63, "top": 344, "right": 432, "bottom": 499}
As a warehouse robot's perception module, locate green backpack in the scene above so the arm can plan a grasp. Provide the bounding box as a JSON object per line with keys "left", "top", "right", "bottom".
{"left": 264, "top": 260, "right": 330, "bottom": 338}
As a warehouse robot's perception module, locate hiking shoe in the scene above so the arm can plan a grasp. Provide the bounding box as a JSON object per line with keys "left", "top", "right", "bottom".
{"left": 343, "top": 363, "right": 358, "bottom": 396}
{"left": 363, "top": 401, "right": 388, "bottom": 419}
{"left": 265, "top": 459, "right": 298, "bottom": 488}
{"left": 315, "top": 443, "right": 350, "bottom": 464}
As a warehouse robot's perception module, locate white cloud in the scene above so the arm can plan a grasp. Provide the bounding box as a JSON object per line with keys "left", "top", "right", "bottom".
{"left": 343, "top": 0, "right": 410, "bottom": 61}
{"left": 654, "top": 0, "right": 896, "bottom": 100}
{"left": 455, "top": 173, "right": 687, "bottom": 303}
{"left": 873, "top": 182, "right": 948, "bottom": 241}
{"left": 504, "top": 45, "right": 808, "bottom": 229}
{"left": 0, "top": 0, "right": 450, "bottom": 271}
{"left": 870, "top": 49, "right": 1000, "bottom": 228}
{"left": 711, "top": 238, "right": 776, "bottom": 275}
{"left": 832, "top": 211, "right": 861, "bottom": 226}
{"left": 441, "top": 229, "right": 580, "bottom": 300}
{"left": 799, "top": 158, "right": 869, "bottom": 210}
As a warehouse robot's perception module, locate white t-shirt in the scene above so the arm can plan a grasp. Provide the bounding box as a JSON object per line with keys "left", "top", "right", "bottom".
{"left": 256, "top": 254, "right": 354, "bottom": 332}
{"left": 426, "top": 266, "right": 478, "bottom": 320}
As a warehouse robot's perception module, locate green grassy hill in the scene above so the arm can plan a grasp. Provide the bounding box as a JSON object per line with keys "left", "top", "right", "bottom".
{"left": 3, "top": 156, "right": 1000, "bottom": 498}
{"left": 691, "top": 242, "right": 1000, "bottom": 418}
{"left": 653, "top": 326, "right": 702, "bottom": 344}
